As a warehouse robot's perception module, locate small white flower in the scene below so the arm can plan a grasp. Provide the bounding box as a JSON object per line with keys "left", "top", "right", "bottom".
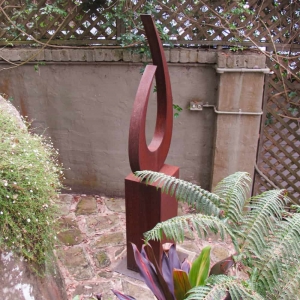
{"left": 27, "top": 219, "right": 30, "bottom": 223}
{"left": 0, "top": 211, "right": 3, "bottom": 215}
{"left": 6, "top": 195, "right": 9, "bottom": 198}
{"left": 243, "top": 4, "right": 249, "bottom": 9}
{"left": 30, "top": 190, "right": 33, "bottom": 193}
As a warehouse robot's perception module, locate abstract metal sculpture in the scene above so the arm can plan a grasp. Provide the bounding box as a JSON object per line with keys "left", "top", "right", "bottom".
{"left": 128, "top": 14, "right": 173, "bottom": 172}
{"left": 125, "top": 15, "right": 179, "bottom": 271}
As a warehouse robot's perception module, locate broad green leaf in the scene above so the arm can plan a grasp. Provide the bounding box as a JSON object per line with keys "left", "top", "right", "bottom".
{"left": 188, "top": 246, "right": 211, "bottom": 287}
{"left": 173, "top": 269, "right": 192, "bottom": 300}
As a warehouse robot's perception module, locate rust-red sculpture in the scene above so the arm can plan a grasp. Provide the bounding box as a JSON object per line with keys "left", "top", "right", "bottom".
{"left": 128, "top": 15, "right": 173, "bottom": 172}
{"left": 125, "top": 15, "right": 178, "bottom": 271}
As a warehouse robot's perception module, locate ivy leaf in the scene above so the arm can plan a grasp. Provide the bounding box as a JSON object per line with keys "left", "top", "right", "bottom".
{"left": 288, "top": 91, "right": 297, "bottom": 98}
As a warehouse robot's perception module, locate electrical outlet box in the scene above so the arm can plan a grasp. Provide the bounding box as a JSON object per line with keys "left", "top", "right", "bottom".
{"left": 190, "top": 101, "right": 203, "bottom": 111}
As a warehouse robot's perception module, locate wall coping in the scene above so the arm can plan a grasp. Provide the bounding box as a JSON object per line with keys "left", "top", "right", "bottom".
{"left": 0, "top": 48, "right": 266, "bottom": 68}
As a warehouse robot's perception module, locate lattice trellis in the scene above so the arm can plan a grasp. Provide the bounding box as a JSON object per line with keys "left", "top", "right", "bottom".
{"left": 0, "top": 0, "right": 118, "bottom": 44}
{"left": 254, "top": 53, "right": 300, "bottom": 203}
{"left": 143, "top": 0, "right": 300, "bottom": 45}
{"left": 0, "top": 0, "right": 299, "bottom": 46}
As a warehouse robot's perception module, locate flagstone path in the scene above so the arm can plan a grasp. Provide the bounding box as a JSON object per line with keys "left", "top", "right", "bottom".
{"left": 55, "top": 194, "right": 234, "bottom": 300}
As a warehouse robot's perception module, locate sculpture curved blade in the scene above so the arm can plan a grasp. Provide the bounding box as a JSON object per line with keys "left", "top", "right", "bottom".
{"left": 129, "top": 14, "right": 173, "bottom": 172}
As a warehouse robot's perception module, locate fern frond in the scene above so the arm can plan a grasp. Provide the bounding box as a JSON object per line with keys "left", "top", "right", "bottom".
{"left": 143, "top": 214, "right": 233, "bottom": 243}
{"left": 271, "top": 266, "right": 300, "bottom": 300}
{"left": 239, "top": 190, "right": 290, "bottom": 256}
{"left": 185, "top": 275, "right": 264, "bottom": 300}
{"left": 253, "top": 213, "right": 300, "bottom": 297}
{"left": 214, "top": 172, "right": 251, "bottom": 224}
{"left": 135, "top": 171, "right": 222, "bottom": 217}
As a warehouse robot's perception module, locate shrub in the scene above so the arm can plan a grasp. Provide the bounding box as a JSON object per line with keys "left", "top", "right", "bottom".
{"left": 0, "top": 105, "right": 63, "bottom": 268}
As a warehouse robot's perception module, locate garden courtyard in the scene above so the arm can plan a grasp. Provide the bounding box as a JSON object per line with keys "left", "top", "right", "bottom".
{"left": 53, "top": 194, "right": 234, "bottom": 300}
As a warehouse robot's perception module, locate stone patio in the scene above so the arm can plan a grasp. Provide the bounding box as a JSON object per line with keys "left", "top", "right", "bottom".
{"left": 55, "top": 194, "right": 234, "bottom": 300}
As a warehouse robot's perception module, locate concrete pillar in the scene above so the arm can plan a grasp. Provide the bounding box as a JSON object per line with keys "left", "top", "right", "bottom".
{"left": 211, "top": 52, "right": 268, "bottom": 189}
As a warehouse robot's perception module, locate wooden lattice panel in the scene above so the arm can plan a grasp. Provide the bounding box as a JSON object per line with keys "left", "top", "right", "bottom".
{"left": 254, "top": 54, "right": 300, "bottom": 203}
{"left": 0, "top": 0, "right": 298, "bottom": 46}
{"left": 129, "top": 0, "right": 299, "bottom": 45}
{"left": 0, "top": 0, "right": 118, "bottom": 44}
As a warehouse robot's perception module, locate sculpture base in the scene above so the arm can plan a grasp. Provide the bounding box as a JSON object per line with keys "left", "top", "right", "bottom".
{"left": 125, "top": 164, "right": 179, "bottom": 272}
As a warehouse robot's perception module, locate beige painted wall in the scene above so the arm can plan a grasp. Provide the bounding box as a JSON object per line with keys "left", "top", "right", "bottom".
{"left": 0, "top": 60, "right": 218, "bottom": 195}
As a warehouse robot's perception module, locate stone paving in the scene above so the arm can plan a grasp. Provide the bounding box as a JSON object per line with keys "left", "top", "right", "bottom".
{"left": 54, "top": 194, "right": 234, "bottom": 300}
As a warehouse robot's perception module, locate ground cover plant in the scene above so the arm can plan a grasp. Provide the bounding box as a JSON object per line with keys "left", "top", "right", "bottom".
{"left": 0, "top": 103, "right": 63, "bottom": 268}
{"left": 114, "top": 171, "right": 300, "bottom": 300}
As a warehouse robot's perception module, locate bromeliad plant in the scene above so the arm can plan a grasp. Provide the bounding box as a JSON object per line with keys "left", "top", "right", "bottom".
{"left": 115, "top": 171, "right": 300, "bottom": 300}
{"left": 113, "top": 243, "right": 213, "bottom": 300}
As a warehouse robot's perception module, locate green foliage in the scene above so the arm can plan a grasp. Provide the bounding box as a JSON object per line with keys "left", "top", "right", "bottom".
{"left": 189, "top": 246, "right": 211, "bottom": 287}
{"left": 185, "top": 275, "right": 264, "bottom": 300}
{"left": 34, "top": 61, "right": 46, "bottom": 72}
{"left": 0, "top": 105, "right": 63, "bottom": 268}
{"left": 3, "top": 0, "right": 69, "bottom": 40}
{"left": 173, "top": 104, "right": 183, "bottom": 118}
{"left": 135, "top": 170, "right": 222, "bottom": 217}
{"left": 143, "top": 214, "right": 232, "bottom": 244}
{"left": 173, "top": 270, "right": 191, "bottom": 300}
{"left": 135, "top": 171, "right": 300, "bottom": 299}
{"left": 114, "top": 242, "right": 222, "bottom": 300}
{"left": 213, "top": 172, "right": 251, "bottom": 224}
{"left": 265, "top": 112, "right": 273, "bottom": 126}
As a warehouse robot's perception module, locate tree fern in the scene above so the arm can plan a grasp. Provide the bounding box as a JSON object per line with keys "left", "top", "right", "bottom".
{"left": 213, "top": 172, "right": 251, "bottom": 224}
{"left": 135, "top": 171, "right": 222, "bottom": 217}
{"left": 143, "top": 214, "right": 233, "bottom": 244}
{"left": 239, "top": 190, "right": 290, "bottom": 257}
{"left": 270, "top": 265, "right": 300, "bottom": 300}
{"left": 134, "top": 171, "right": 299, "bottom": 300}
{"left": 185, "top": 275, "right": 264, "bottom": 300}
{"left": 252, "top": 213, "right": 300, "bottom": 297}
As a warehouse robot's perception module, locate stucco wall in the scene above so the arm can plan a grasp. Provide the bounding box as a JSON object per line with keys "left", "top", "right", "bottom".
{"left": 0, "top": 49, "right": 218, "bottom": 195}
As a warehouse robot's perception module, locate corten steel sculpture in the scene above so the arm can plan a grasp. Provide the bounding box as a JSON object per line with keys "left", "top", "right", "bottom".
{"left": 125, "top": 14, "right": 179, "bottom": 271}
